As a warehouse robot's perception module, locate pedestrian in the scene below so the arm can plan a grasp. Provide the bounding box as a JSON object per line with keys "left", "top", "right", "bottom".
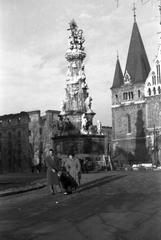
{"left": 64, "top": 151, "right": 81, "bottom": 194}
{"left": 45, "top": 148, "right": 61, "bottom": 195}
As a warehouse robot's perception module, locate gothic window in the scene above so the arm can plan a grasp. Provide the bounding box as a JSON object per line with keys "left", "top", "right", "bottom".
{"left": 158, "top": 86, "right": 161, "bottom": 94}
{"left": 148, "top": 88, "right": 151, "bottom": 96}
{"left": 115, "top": 94, "right": 118, "bottom": 102}
{"left": 138, "top": 90, "right": 141, "bottom": 98}
{"left": 124, "top": 70, "right": 131, "bottom": 84}
{"left": 156, "top": 60, "right": 161, "bottom": 84}
{"left": 153, "top": 87, "right": 156, "bottom": 95}
{"left": 128, "top": 92, "right": 131, "bottom": 100}
{"left": 125, "top": 92, "right": 128, "bottom": 100}
{"left": 123, "top": 93, "right": 125, "bottom": 100}
{"left": 131, "top": 92, "right": 133, "bottom": 99}
{"left": 127, "top": 114, "right": 131, "bottom": 133}
{"left": 152, "top": 71, "right": 156, "bottom": 85}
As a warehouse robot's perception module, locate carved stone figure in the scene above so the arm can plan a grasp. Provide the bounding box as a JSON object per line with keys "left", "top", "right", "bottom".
{"left": 60, "top": 99, "right": 66, "bottom": 114}
{"left": 81, "top": 114, "right": 88, "bottom": 134}
{"left": 77, "top": 29, "right": 85, "bottom": 50}
{"left": 97, "top": 120, "right": 102, "bottom": 135}
{"left": 85, "top": 95, "right": 93, "bottom": 112}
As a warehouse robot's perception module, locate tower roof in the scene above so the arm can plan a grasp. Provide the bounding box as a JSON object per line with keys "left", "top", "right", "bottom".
{"left": 124, "top": 21, "right": 150, "bottom": 84}
{"left": 111, "top": 57, "right": 123, "bottom": 89}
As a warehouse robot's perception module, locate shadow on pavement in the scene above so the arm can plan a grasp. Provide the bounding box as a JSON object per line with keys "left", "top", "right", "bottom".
{"left": 78, "top": 175, "right": 127, "bottom": 192}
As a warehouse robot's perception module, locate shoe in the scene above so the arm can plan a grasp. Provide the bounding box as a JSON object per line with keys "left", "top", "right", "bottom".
{"left": 64, "top": 191, "right": 72, "bottom": 195}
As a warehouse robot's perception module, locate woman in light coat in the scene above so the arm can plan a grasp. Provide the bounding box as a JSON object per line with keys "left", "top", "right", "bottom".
{"left": 64, "top": 151, "right": 81, "bottom": 193}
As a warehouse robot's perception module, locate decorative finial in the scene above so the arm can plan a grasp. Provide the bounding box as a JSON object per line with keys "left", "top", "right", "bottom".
{"left": 67, "top": 19, "right": 78, "bottom": 32}
{"left": 115, "top": 0, "right": 119, "bottom": 8}
{"left": 117, "top": 51, "right": 119, "bottom": 60}
{"left": 132, "top": 3, "right": 137, "bottom": 22}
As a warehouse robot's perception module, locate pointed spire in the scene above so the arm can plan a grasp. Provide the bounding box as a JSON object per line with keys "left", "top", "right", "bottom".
{"left": 111, "top": 52, "right": 123, "bottom": 89}
{"left": 124, "top": 21, "right": 150, "bottom": 84}
{"left": 132, "top": 3, "right": 137, "bottom": 23}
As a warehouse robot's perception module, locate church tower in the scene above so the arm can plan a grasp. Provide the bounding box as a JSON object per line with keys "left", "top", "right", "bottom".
{"left": 111, "top": 5, "right": 150, "bottom": 163}
{"left": 144, "top": 3, "right": 161, "bottom": 166}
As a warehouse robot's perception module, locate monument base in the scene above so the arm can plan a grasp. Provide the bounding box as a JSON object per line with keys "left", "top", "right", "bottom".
{"left": 52, "top": 134, "right": 106, "bottom": 171}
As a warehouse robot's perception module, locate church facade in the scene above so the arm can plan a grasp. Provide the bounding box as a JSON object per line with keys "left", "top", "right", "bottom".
{"left": 111, "top": 13, "right": 161, "bottom": 166}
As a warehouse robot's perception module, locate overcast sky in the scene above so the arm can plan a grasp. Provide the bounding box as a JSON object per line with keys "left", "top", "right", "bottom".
{"left": 0, "top": 0, "right": 160, "bottom": 126}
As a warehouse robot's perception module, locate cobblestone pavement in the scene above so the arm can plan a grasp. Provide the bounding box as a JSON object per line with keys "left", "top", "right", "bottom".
{"left": 33, "top": 170, "right": 161, "bottom": 195}
{"left": 0, "top": 171, "right": 115, "bottom": 196}
{"left": 1, "top": 170, "right": 161, "bottom": 240}
{"left": 88, "top": 170, "right": 161, "bottom": 194}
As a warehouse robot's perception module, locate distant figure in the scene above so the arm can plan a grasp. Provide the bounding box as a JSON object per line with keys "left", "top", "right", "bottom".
{"left": 45, "top": 149, "right": 61, "bottom": 195}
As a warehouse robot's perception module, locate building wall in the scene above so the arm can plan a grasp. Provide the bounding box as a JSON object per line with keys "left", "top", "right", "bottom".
{"left": 102, "top": 126, "right": 112, "bottom": 156}
{"left": 111, "top": 81, "right": 148, "bottom": 163}
{"left": 0, "top": 112, "right": 30, "bottom": 172}
{"left": 0, "top": 110, "right": 60, "bottom": 172}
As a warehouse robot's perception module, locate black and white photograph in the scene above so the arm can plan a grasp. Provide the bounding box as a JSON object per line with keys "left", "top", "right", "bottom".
{"left": 0, "top": 0, "right": 161, "bottom": 239}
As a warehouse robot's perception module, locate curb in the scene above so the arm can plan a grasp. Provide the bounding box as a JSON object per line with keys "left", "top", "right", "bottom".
{"left": 0, "top": 183, "right": 46, "bottom": 197}
{"left": 0, "top": 174, "right": 125, "bottom": 197}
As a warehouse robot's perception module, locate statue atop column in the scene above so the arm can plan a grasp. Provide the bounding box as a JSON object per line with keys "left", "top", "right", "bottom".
{"left": 58, "top": 19, "right": 95, "bottom": 135}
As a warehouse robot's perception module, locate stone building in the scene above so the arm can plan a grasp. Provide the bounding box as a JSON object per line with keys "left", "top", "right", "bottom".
{"left": 102, "top": 126, "right": 112, "bottom": 156}
{"left": 111, "top": 9, "right": 161, "bottom": 166}
{"left": 0, "top": 110, "right": 60, "bottom": 172}
{"left": 0, "top": 112, "right": 30, "bottom": 172}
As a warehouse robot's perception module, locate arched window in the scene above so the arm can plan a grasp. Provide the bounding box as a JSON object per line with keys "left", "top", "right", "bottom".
{"left": 158, "top": 86, "right": 161, "bottom": 94}
{"left": 152, "top": 71, "right": 156, "bottom": 85}
{"left": 138, "top": 90, "right": 141, "bottom": 98}
{"left": 156, "top": 60, "right": 161, "bottom": 84}
{"left": 153, "top": 87, "right": 156, "bottom": 95}
{"left": 148, "top": 88, "right": 151, "bottom": 96}
{"left": 115, "top": 94, "right": 118, "bottom": 102}
{"left": 123, "top": 93, "right": 125, "bottom": 100}
{"left": 127, "top": 114, "right": 131, "bottom": 133}
{"left": 128, "top": 92, "right": 131, "bottom": 100}
{"left": 131, "top": 92, "right": 133, "bottom": 99}
{"left": 125, "top": 92, "right": 128, "bottom": 100}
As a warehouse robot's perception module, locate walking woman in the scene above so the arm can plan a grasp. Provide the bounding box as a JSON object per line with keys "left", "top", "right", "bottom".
{"left": 45, "top": 149, "right": 61, "bottom": 195}
{"left": 64, "top": 151, "right": 81, "bottom": 194}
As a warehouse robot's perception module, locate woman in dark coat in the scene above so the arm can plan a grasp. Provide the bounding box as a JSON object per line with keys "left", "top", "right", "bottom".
{"left": 45, "top": 149, "right": 61, "bottom": 194}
